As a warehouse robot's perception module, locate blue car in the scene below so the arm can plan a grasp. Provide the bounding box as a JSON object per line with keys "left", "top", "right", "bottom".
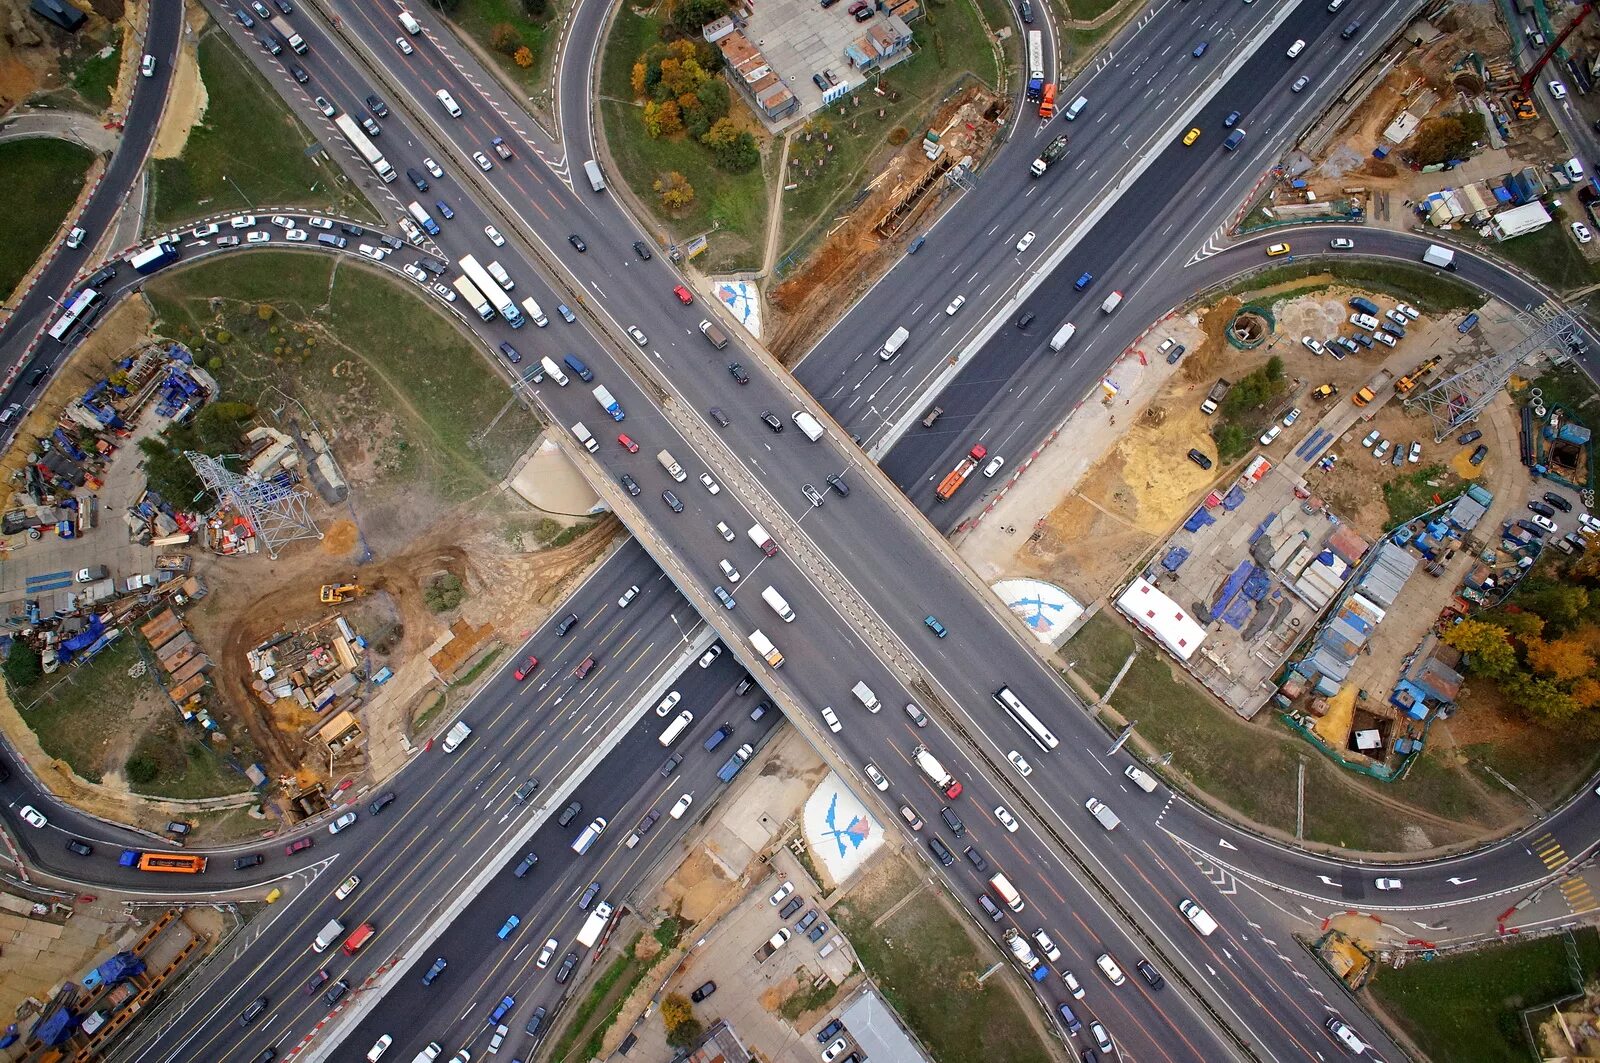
{"left": 434, "top": 199, "right": 454, "bottom": 220}
{"left": 1074, "top": 272, "right": 1094, "bottom": 291}
{"left": 1192, "top": 41, "right": 1208, "bottom": 58}
{"left": 497, "top": 914, "right": 521, "bottom": 939}
{"left": 924, "top": 615, "right": 947, "bottom": 638}
{"left": 498, "top": 341, "right": 522, "bottom": 364}
{"left": 422, "top": 957, "right": 447, "bottom": 985}
{"left": 1223, "top": 110, "right": 1240, "bottom": 127}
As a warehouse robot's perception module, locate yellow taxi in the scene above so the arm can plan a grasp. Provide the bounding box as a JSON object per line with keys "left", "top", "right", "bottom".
{"left": 1266, "top": 243, "right": 1291, "bottom": 257}
{"left": 1183, "top": 127, "right": 1201, "bottom": 146}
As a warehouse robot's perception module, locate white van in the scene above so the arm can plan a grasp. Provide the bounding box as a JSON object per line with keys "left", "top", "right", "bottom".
{"left": 1178, "top": 898, "right": 1218, "bottom": 936}
{"left": 398, "top": 9, "right": 422, "bottom": 33}
{"left": 1123, "top": 764, "right": 1158, "bottom": 793}
{"left": 521, "top": 297, "right": 549, "bottom": 327}
{"left": 761, "top": 585, "right": 795, "bottom": 622}
{"left": 877, "top": 325, "right": 910, "bottom": 361}
{"left": 540, "top": 356, "right": 568, "bottom": 385}
{"left": 435, "top": 89, "right": 462, "bottom": 117}
{"left": 1567, "top": 157, "right": 1586, "bottom": 182}
{"left": 852, "top": 681, "right": 880, "bottom": 712}
{"left": 659, "top": 710, "right": 694, "bottom": 747}
{"left": 1064, "top": 95, "right": 1088, "bottom": 120}
{"left": 1048, "top": 321, "right": 1076, "bottom": 352}
{"left": 571, "top": 817, "right": 607, "bottom": 854}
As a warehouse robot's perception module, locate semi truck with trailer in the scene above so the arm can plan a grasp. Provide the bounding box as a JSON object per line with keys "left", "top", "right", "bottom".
{"left": 935, "top": 444, "right": 988, "bottom": 502}
{"left": 452, "top": 276, "right": 493, "bottom": 321}
{"left": 913, "top": 745, "right": 963, "bottom": 798}
{"left": 458, "top": 256, "right": 524, "bottom": 327}
{"left": 1029, "top": 134, "right": 1069, "bottom": 177}
{"left": 749, "top": 629, "right": 784, "bottom": 668}
{"left": 332, "top": 114, "right": 396, "bottom": 183}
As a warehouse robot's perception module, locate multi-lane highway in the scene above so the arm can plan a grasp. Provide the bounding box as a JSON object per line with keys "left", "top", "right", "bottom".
{"left": 7, "top": 0, "right": 1599, "bottom": 1060}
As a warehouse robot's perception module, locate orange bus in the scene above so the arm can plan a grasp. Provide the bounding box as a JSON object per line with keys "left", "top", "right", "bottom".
{"left": 1038, "top": 83, "right": 1056, "bottom": 118}
{"left": 137, "top": 852, "right": 208, "bottom": 874}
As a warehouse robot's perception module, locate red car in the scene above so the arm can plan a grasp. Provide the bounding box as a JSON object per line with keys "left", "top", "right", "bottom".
{"left": 285, "top": 837, "right": 314, "bottom": 856}
{"left": 618, "top": 434, "right": 639, "bottom": 453}
{"left": 514, "top": 655, "right": 539, "bottom": 681}
{"left": 673, "top": 285, "right": 693, "bottom": 305}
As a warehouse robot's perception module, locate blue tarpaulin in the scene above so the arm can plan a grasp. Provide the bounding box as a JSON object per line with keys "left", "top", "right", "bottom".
{"left": 56, "top": 615, "right": 105, "bottom": 665}
{"left": 1221, "top": 594, "right": 1253, "bottom": 629}
{"left": 1183, "top": 509, "right": 1215, "bottom": 533}
{"left": 1248, "top": 513, "right": 1277, "bottom": 545}
{"left": 1242, "top": 568, "right": 1271, "bottom": 601}
{"left": 1161, "top": 547, "right": 1190, "bottom": 572}
{"left": 1210, "top": 560, "right": 1254, "bottom": 621}
{"left": 1222, "top": 485, "right": 1247, "bottom": 511}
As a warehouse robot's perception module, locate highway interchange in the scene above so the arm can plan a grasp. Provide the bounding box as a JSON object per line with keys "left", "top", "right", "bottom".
{"left": 4, "top": 0, "right": 1600, "bottom": 1060}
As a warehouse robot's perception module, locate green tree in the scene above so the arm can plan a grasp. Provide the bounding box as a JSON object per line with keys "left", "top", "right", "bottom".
{"left": 521, "top": 0, "right": 547, "bottom": 17}
{"left": 1518, "top": 581, "right": 1590, "bottom": 633}
{"left": 3, "top": 643, "right": 41, "bottom": 691}
{"left": 695, "top": 78, "right": 729, "bottom": 122}
{"left": 1411, "top": 115, "right": 1474, "bottom": 166}
{"left": 1503, "top": 671, "right": 1578, "bottom": 724}
{"left": 1212, "top": 424, "right": 1248, "bottom": 463}
{"left": 125, "top": 756, "right": 159, "bottom": 785}
{"left": 670, "top": 0, "right": 729, "bottom": 34}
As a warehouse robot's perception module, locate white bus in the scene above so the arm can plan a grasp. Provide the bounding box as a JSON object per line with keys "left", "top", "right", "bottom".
{"left": 1026, "top": 30, "right": 1043, "bottom": 88}
{"left": 993, "top": 686, "right": 1059, "bottom": 751}
{"left": 332, "top": 114, "right": 396, "bottom": 183}
{"left": 658, "top": 709, "right": 694, "bottom": 747}
{"left": 48, "top": 288, "right": 99, "bottom": 343}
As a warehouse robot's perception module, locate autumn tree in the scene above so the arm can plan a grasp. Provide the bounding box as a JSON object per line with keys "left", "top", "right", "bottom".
{"left": 1411, "top": 115, "right": 1475, "bottom": 166}
{"left": 514, "top": 46, "right": 533, "bottom": 67}
{"left": 654, "top": 171, "right": 696, "bottom": 210}
{"left": 1525, "top": 634, "right": 1595, "bottom": 683}
{"left": 661, "top": 992, "right": 703, "bottom": 1046}
{"left": 1442, "top": 619, "right": 1518, "bottom": 678}
{"left": 490, "top": 23, "right": 522, "bottom": 55}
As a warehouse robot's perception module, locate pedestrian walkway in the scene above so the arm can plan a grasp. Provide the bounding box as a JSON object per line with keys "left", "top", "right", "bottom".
{"left": 0, "top": 111, "right": 122, "bottom": 154}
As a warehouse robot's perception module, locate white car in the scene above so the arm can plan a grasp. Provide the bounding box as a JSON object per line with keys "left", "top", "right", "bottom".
{"left": 1396, "top": 302, "right": 1420, "bottom": 320}
{"left": 1007, "top": 750, "right": 1032, "bottom": 777}
{"left": 770, "top": 881, "right": 795, "bottom": 905}
{"left": 328, "top": 811, "right": 358, "bottom": 834}
{"left": 945, "top": 295, "right": 966, "bottom": 315}
{"left": 1032, "top": 929, "right": 1062, "bottom": 962}
{"left": 983, "top": 455, "right": 1005, "bottom": 478}
{"left": 246, "top": 231, "right": 271, "bottom": 244}
{"left": 1096, "top": 952, "right": 1126, "bottom": 985}
{"left": 487, "top": 1024, "right": 507, "bottom": 1053}
{"left": 432, "top": 282, "right": 456, "bottom": 302}
{"left": 140, "top": 53, "right": 156, "bottom": 77}
{"left": 370, "top": 1036, "right": 393, "bottom": 1059}
{"left": 1360, "top": 429, "right": 1380, "bottom": 449}
{"left": 626, "top": 326, "right": 649, "bottom": 347}
{"left": 1574, "top": 222, "right": 1594, "bottom": 245}
{"left": 864, "top": 762, "right": 889, "bottom": 791}
{"left": 315, "top": 96, "right": 337, "bottom": 117}
{"left": 1550, "top": 79, "right": 1568, "bottom": 100}
{"left": 655, "top": 691, "right": 681, "bottom": 717}
{"left": 18, "top": 805, "right": 46, "bottom": 829}
{"left": 395, "top": 35, "right": 414, "bottom": 54}
{"left": 1330, "top": 237, "right": 1354, "bottom": 249}
{"left": 473, "top": 151, "right": 493, "bottom": 171}
{"left": 1015, "top": 230, "right": 1036, "bottom": 253}
{"left": 1090, "top": 1022, "right": 1113, "bottom": 1054}
{"left": 1259, "top": 425, "right": 1282, "bottom": 446}
{"left": 1374, "top": 877, "right": 1403, "bottom": 890}
{"left": 719, "top": 559, "right": 740, "bottom": 584}
{"left": 1062, "top": 969, "right": 1085, "bottom": 998}
{"left": 308, "top": 216, "right": 333, "bottom": 229}
{"left": 485, "top": 225, "right": 505, "bottom": 246}
{"left": 358, "top": 244, "right": 386, "bottom": 261}
{"left": 715, "top": 521, "right": 735, "bottom": 542}
{"left": 1526, "top": 513, "right": 1558, "bottom": 533}
{"left": 1372, "top": 439, "right": 1391, "bottom": 460}
{"left": 536, "top": 937, "right": 557, "bottom": 968}
{"left": 403, "top": 264, "right": 428, "bottom": 283}
{"left": 1282, "top": 407, "right": 1300, "bottom": 427}
{"left": 1408, "top": 441, "right": 1422, "bottom": 464}
{"left": 699, "top": 472, "right": 720, "bottom": 495}
{"left": 1579, "top": 513, "right": 1600, "bottom": 533}
{"left": 994, "top": 806, "right": 1018, "bottom": 832}
{"left": 1300, "top": 336, "right": 1325, "bottom": 356}
{"left": 269, "top": 215, "right": 296, "bottom": 229}
{"left": 335, "top": 874, "right": 360, "bottom": 899}
{"left": 822, "top": 1038, "right": 849, "bottom": 1062}
{"left": 820, "top": 706, "right": 842, "bottom": 733}
{"left": 670, "top": 793, "right": 693, "bottom": 819}
{"left": 284, "top": 228, "right": 307, "bottom": 242}
{"left": 617, "top": 584, "right": 639, "bottom": 608}
{"left": 230, "top": 214, "right": 256, "bottom": 229}
{"left": 192, "top": 223, "right": 221, "bottom": 238}
{"left": 698, "top": 644, "right": 722, "bottom": 668}
{"left": 1386, "top": 309, "right": 1408, "bottom": 327}
{"left": 65, "top": 227, "right": 86, "bottom": 248}
{"left": 1372, "top": 329, "right": 1396, "bottom": 347}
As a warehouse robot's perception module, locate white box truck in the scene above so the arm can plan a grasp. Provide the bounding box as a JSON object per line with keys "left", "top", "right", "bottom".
{"left": 441, "top": 720, "right": 472, "bottom": 752}
{"left": 792, "top": 410, "right": 824, "bottom": 441}
{"left": 851, "top": 681, "right": 880, "bottom": 712}
{"left": 747, "top": 523, "right": 778, "bottom": 556}
{"left": 749, "top": 629, "right": 784, "bottom": 668}
{"left": 313, "top": 918, "right": 346, "bottom": 953}
{"left": 1101, "top": 291, "right": 1123, "bottom": 313}
{"left": 521, "top": 298, "right": 549, "bottom": 327}
{"left": 583, "top": 159, "right": 606, "bottom": 193}
{"left": 571, "top": 422, "right": 599, "bottom": 453}
{"left": 1085, "top": 797, "right": 1120, "bottom": 830}
{"left": 657, "top": 450, "right": 687, "bottom": 482}
{"left": 1422, "top": 244, "right": 1456, "bottom": 270}
{"left": 761, "top": 585, "right": 796, "bottom": 622}
{"left": 576, "top": 901, "right": 613, "bottom": 947}
{"left": 876, "top": 325, "right": 910, "bottom": 361}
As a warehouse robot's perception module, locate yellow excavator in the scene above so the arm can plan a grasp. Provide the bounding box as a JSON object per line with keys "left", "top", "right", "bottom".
{"left": 320, "top": 583, "right": 362, "bottom": 604}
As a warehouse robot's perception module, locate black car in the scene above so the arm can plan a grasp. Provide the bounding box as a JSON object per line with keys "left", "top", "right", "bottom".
{"left": 259, "top": 33, "right": 282, "bottom": 54}
{"left": 812, "top": 73, "right": 827, "bottom": 90}
{"left": 557, "top": 611, "right": 580, "bottom": 636}
{"left": 305, "top": 968, "right": 330, "bottom": 995}
{"left": 1516, "top": 519, "right": 1547, "bottom": 539}
{"left": 1135, "top": 959, "right": 1165, "bottom": 990}
{"left": 579, "top": 881, "right": 602, "bottom": 909}
{"left": 1469, "top": 444, "right": 1489, "bottom": 466}
{"left": 239, "top": 996, "right": 268, "bottom": 1027}
{"left": 525, "top": 1006, "right": 547, "bottom": 1036}
{"left": 234, "top": 852, "right": 265, "bottom": 870}
{"left": 663, "top": 490, "right": 685, "bottom": 513}
{"left": 289, "top": 64, "right": 309, "bottom": 84}
{"left": 1165, "top": 343, "right": 1186, "bottom": 365}
{"left": 1458, "top": 429, "right": 1483, "bottom": 444}
{"left": 692, "top": 981, "right": 717, "bottom": 1002}
{"left": 340, "top": 223, "right": 366, "bottom": 238}
{"left": 760, "top": 410, "right": 783, "bottom": 432}
{"left": 406, "top": 168, "right": 429, "bottom": 192}
{"left": 1019, "top": 0, "right": 1033, "bottom": 21}
{"left": 620, "top": 473, "right": 641, "bottom": 496}
{"left": 808, "top": 921, "right": 828, "bottom": 942}
{"left": 498, "top": 341, "right": 522, "bottom": 364}
{"left": 422, "top": 957, "right": 448, "bottom": 985}
{"left": 796, "top": 908, "right": 820, "bottom": 932}
{"left": 366, "top": 94, "right": 389, "bottom": 118}
{"left": 273, "top": 0, "right": 292, "bottom": 11}
{"left": 709, "top": 407, "right": 731, "bottom": 427}
{"left": 514, "top": 852, "right": 539, "bottom": 878}
{"left": 1528, "top": 500, "right": 1557, "bottom": 518}
{"left": 637, "top": 808, "right": 662, "bottom": 834}
{"left": 378, "top": 234, "right": 403, "bottom": 252}
{"left": 1187, "top": 448, "right": 1213, "bottom": 470}
{"left": 66, "top": 839, "right": 93, "bottom": 857}
{"left": 568, "top": 234, "right": 587, "bottom": 252}
{"left": 555, "top": 951, "right": 579, "bottom": 984}
{"left": 415, "top": 255, "right": 448, "bottom": 275}
{"left": 661, "top": 752, "right": 682, "bottom": 776}
{"left": 1543, "top": 492, "right": 1573, "bottom": 512}
{"left": 369, "top": 791, "right": 397, "bottom": 814}
{"left": 939, "top": 805, "right": 964, "bottom": 835}
{"left": 1016, "top": 311, "right": 1035, "bottom": 329}
{"left": 780, "top": 896, "right": 804, "bottom": 919}
{"left": 727, "top": 362, "right": 749, "bottom": 384}
{"left": 826, "top": 473, "right": 850, "bottom": 496}
{"left": 559, "top": 801, "right": 582, "bottom": 826}
{"left": 632, "top": 240, "right": 652, "bottom": 259}
{"left": 963, "top": 846, "right": 988, "bottom": 872}
{"left": 514, "top": 777, "right": 540, "bottom": 801}
{"left": 736, "top": 674, "right": 756, "bottom": 695}
{"left": 323, "top": 979, "right": 349, "bottom": 1006}
{"left": 234, "top": 7, "right": 255, "bottom": 27}
{"left": 817, "top": 1019, "right": 844, "bottom": 1044}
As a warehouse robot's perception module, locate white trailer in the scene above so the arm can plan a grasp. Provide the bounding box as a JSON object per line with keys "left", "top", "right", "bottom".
{"left": 332, "top": 114, "right": 396, "bottom": 183}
